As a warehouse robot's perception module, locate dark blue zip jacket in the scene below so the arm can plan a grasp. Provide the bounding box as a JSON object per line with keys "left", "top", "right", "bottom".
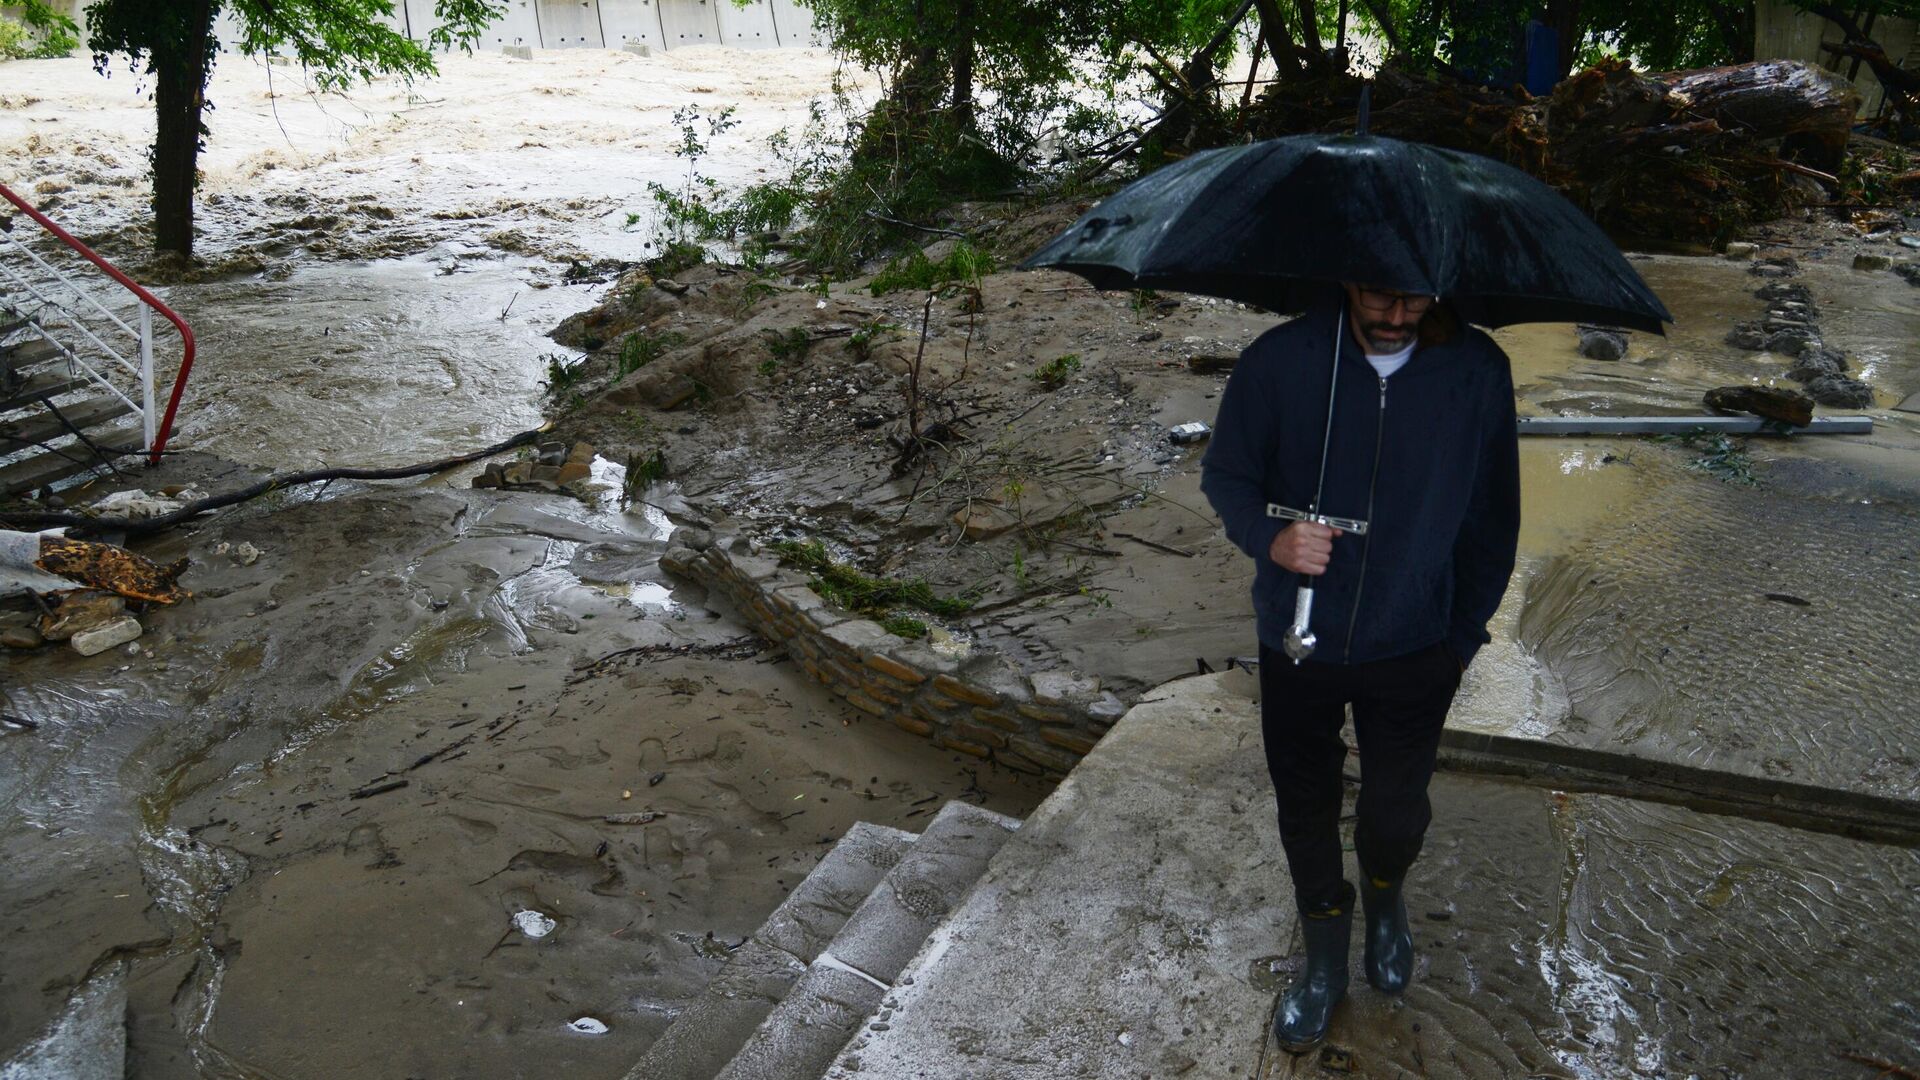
{"left": 1200, "top": 296, "right": 1520, "bottom": 667}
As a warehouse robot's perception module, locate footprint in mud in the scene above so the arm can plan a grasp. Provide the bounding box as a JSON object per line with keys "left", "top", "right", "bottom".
{"left": 525, "top": 742, "right": 613, "bottom": 771}
{"left": 492, "top": 848, "right": 625, "bottom": 896}
{"left": 444, "top": 815, "right": 498, "bottom": 843}
{"left": 343, "top": 822, "right": 403, "bottom": 870}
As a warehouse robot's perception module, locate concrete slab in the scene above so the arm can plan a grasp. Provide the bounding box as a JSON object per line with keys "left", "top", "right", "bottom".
{"left": 714, "top": 0, "right": 779, "bottom": 48}
{"left": 829, "top": 673, "right": 1920, "bottom": 1080}
{"left": 600, "top": 0, "right": 667, "bottom": 51}
{"left": 1897, "top": 390, "right": 1920, "bottom": 414}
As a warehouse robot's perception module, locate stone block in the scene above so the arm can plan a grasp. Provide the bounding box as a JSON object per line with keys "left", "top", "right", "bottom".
{"left": 935, "top": 734, "right": 992, "bottom": 758}
{"left": 971, "top": 707, "right": 1023, "bottom": 733}
{"left": 40, "top": 591, "right": 126, "bottom": 642}
{"left": 823, "top": 619, "right": 892, "bottom": 656}
{"left": 731, "top": 553, "right": 782, "bottom": 582}
{"left": 864, "top": 653, "right": 927, "bottom": 685}
{"left": 950, "top": 721, "right": 1009, "bottom": 749}
{"left": 566, "top": 441, "right": 595, "bottom": 466}
{"left": 1722, "top": 241, "right": 1756, "bottom": 260}
{"left": 1031, "top": 670, "right": 1100, "bottom": 705}
{"left": 1854, "top": 253, "right": 1894, "bottom": 271}
{"left": 1016, "top": 702, "right": 1075, "bottom": 725}
{"left": 912, "top": 699, "right": 950, "bottom": 728}
{"left": 71, "top": 616, "right": 142, "bottom": 657}
{"left": 1089, "top": 692, "right": 1128, "bottom": 726}
{"left": 771, "top": 584, "right": 822, "bottom": 612}
{"left": 623, "top": 41, "right": 652, "bottom": 56}
{"left": 1041, "top": 727, "right": 1099, "bottom": 756}
{"left": 930, "top": 674, "right": 999, "bottom": 707}
{"left": 859, "top": 681, "right": 903, "bottom": 706}
{"left": 892, "top": 713, "right": 934, "bottom": 737}
{"left": 891, "top": 642, "right": 960, "bottom": 676}
{"left": 1005, "top": 737, "right": 1079, "bottom": 774}
{"left": 556, "top": 462, "right": 591, "bottom": 485}
{"left": 502, "top": 44, "right": 533, "bottom": 59}
{"left": 844, "top": 691, "right": 889, "bottom": 717}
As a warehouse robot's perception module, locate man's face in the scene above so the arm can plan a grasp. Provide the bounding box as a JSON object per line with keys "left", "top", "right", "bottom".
{"left": 1343, "top": 283, "right": 1429, "bottom": 354}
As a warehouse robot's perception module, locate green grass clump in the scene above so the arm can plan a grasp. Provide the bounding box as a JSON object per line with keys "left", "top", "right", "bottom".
{"left": 1029, "top": 353, "right": 1081, "bottom": 390}
{"left": 772, "top": 540, "right": 973, "bottom": 625}
{"left": 618, "top": 330, "right": 687, "bottom": 376}
{"left": 868, "top": 239, "right": 995, "bottom": 296}
{"left": 1652, "top": 430, "right": 1759, "bottom": 485}
{"left": 879, "top": 614, "right": 930, "bottom": 639}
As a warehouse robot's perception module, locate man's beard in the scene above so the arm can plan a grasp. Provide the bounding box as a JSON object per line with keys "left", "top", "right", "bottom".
{"left": 1357, "top": 317, "right": 1415, "bottom": 352}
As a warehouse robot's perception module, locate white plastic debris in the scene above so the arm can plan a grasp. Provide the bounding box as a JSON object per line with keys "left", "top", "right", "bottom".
{"left": 71, "top": 616, "right": 143, "bottom": 657}
{"left": 567, "top": 1017, "right": 609, "bottom": 1035}
{"left": 511, "top": 910, "right": 556, "bottom": 939}
{"left": 91, "top": 489, "right": 187, "bottom": 520}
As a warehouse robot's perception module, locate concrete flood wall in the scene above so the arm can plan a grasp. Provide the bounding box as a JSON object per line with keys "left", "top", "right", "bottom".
{"left": 198, "top": 0, "right": 822, "bottom": 53}
{"left": 660, "top": 530, "right": 1129, "bottom": 780}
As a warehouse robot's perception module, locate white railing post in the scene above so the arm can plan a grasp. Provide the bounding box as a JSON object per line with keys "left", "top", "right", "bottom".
{"left": 140, "top": 304, "right": 156, "bottom": 452}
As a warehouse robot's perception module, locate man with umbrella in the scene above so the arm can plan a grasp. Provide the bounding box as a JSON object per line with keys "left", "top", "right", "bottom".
{"left": 1199, "top": 278, "right": 1518, "bottom": 1049}
{"left": 1022, "top": 130, "right": 1667, "bottom": 1051}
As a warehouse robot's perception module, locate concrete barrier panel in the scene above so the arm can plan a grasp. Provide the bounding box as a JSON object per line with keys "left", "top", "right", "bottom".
{"left": 600, "top": 0, "right": 667, "bottom": 51}
{"left": 715, "top": 0, "right": 778, "bottom": 48}
{"left": 769, "top": 0, "right": 824, "bottom": 47}
{"left": 537, "top": 0, "right": 607, "bottom": 47}
{"left": 478, "top": 0, "right": 542, "bottom": 49}
{"left": 657, "top": 0, "right": 721, "bottom": 47}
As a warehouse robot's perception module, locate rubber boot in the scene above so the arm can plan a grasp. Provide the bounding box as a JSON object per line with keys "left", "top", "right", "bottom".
{"left": 1273, "top": 903, "right": 1351, "bottom": 1051}
{"left": 1361, "top": 875, "right": 1414, "bottom": 994}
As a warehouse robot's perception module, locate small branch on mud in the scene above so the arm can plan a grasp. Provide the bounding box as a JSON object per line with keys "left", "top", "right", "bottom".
{"left": 1, "top": 714, "right": 39, "bottom": 732}
{"left": 349, "top": 779, "right": 409, "bottom": 800}
{"left": 0, "top": 425, "right": 554, "bottom": 537}
{"left": 569, "top": 637, "right": 767, "bottom": 682}
{"left": 1839, "top": 1052, "right": 1920, "bottom": 1079}
{"left": 862, "top": 211, "right": 967, "bottom": 239}
{"left": 1113, "top": 532, "right": 1196, "bottom": 558}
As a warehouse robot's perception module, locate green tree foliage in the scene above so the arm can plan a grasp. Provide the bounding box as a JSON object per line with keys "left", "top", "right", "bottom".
{"left": 79, "top": 0, "right": 497, "bottom": 257}
{"left": 1, "top": 2, "right": 79, "bottom": 58}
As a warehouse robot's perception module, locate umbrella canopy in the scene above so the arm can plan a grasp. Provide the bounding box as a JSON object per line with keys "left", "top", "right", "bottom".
{"left": 1021, "top": 134, "right": 1672, "bottom": 334}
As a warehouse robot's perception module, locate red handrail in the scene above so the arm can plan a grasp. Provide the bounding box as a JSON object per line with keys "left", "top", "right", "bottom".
{"left": 0, "top": 182, "right": 196, "bottom": 465}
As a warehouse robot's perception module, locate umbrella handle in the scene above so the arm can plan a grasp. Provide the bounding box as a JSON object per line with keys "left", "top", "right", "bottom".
{"left": 1283, "top": 582, "right": 1317, "bottom": 664}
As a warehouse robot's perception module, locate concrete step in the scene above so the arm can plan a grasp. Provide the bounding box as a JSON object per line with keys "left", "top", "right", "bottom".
{"left": 711, "top": 800, "right": 1022, "bottom": 1080}
{"left": 819, "top": 672, "right": 1298, "bottom": 1080}
{"left": 0, "top": 337, "right": 59, "bottom": 374}
{"left": 623, "top": 821, "right": 917, "bottom": 1080}
{"left": 0, "top": 422, "right": 135, "bottom": 498}
{"left": 0, "top": 395, "right": 136, "bottom": 452}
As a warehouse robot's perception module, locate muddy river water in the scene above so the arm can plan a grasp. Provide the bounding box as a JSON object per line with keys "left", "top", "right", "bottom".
{"left": 5, "top": 45, "right": 1920, "bottom": 1080}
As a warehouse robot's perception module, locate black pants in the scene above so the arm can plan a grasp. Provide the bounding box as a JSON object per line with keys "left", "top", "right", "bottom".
{"left": 1258, "top": 640, "right": 1462, "bottom": 914}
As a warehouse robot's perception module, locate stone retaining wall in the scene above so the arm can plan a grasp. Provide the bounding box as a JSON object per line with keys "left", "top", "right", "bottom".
{"left": 661, "top": 531, "right": 1125, "bottom": 778}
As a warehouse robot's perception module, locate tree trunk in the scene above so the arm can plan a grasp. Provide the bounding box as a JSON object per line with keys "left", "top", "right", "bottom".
{"left": 1291, "top": 0, "right": 1324, "bottom": 69}
{"left": 1251, "top": 0, "right": 1305, "bottom": 74}
{"left": 1542, "top": 0, "right": 1581, "bottom": 83}
{"left": 151, "top": 0, "right": 213, "bottom": 258}
{"left": 950, "top": 0, "right": 975, "bottom": 130}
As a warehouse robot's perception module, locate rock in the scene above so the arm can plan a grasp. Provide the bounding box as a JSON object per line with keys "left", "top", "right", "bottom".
{"left": 1749, "top": 256, "right": 1798, "bottom": 277}
{"left": 1031, "top": 670, "right": 1101, "bottom": 705}
{"left": 537, "top": 441, "right": 568, "bottom": 466}
{"left": 1754, "top": 282, "right": 1813, "bottom": 305}
{"left": 472, "top": 470, "right": 500, "bottom": 489}
{"left": 233, "top": 542, "right": 262, "bottom": 566}
{"left": 1704, "top": 385, "right": 1814, "bottom": 427}
{"left": 951, "top": 504, "right": 1018, "bottom": 541}
{"left": 1785, "top": 346, "right": 1848, "bottom": 382}
{"left": 566, "top": 441, "right": 595, "bottom": 466}
{"left": 70, "top": 615, "right": 142, "bottom": 657}
{"left": 40, "top": 592, "right": 127, "bottom": 643}
{"left": 1761, "top": 328, "right": 1820, "bottom": 356}
{"left": 669, "top": 526, "right": 714, "bottom": 552}
{"left": 1895, "top": 264, "right": 1920, "bottom": 287}
{"left": 1805, "top": 373, "right": 1875, "bottom": 408}
{"left": 655, "top": 279, "right": 690, "bottom": 296}
{"left": 1899, "top": 235, "right": 1920, "bottom": 249}
{"left": 503, "top": 462, "right": 533, "bottom": 485}
{"left": 1724, "top": 322, "right": 1766, "bottom": 350}
{"left": 2, "top": 625, "right": 43, "bottom": 649}
{"left": 1852, "top": 253, "right": 1894, "bottom": 271}
{"left": 1574, "top": 325, "right": 1628, "bottom": 361}
{"left": 1761, "top": 313, "right": 1812, "bottom": 333}
{"left": 1722, "top": 241, "right": 1757, "bottom": 259}
{"left": 1186, "top": 354, "right": 1238, "bottom": 375}
{"left": 555, "top": 462, "right": 591, "bottom": 485}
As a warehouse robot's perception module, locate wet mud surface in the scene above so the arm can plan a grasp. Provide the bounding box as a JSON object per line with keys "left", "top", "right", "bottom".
{"left": 1259, "top": 771, "right": 1920, "bottom": 1079}
{"left": 2, "top": 479, "right": 1044, "bottom": 1078}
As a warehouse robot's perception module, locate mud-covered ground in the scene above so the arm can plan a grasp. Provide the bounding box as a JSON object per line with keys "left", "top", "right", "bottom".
{"left": 6, "top": 43, "right": 1920, "bottom": 1080}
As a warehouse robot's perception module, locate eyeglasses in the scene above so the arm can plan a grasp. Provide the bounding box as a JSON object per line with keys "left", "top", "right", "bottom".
{"left": 1355, "top": 287, "right": 1435, "bottom": 314}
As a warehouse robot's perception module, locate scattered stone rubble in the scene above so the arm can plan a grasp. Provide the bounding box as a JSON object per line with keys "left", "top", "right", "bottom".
{"left": 1724, "top": 277, "right": 1876, "bottom": 408}
{"left": 472, "top": 440, "right": 596, "bottom": 492}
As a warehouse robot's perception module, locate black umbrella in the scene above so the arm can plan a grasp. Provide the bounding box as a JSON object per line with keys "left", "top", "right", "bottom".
{"left": 1020, "top": 133, "right": 1672, "bottom": 333}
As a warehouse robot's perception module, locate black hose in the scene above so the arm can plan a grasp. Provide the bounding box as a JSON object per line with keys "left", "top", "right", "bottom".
{"left": 0, "top": 424, "right": 551, "bottom": 537}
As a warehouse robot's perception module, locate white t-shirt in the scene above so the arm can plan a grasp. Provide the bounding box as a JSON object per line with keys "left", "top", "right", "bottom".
{"left": 1364, "top": 340, "right": 1416, "bottom": 380}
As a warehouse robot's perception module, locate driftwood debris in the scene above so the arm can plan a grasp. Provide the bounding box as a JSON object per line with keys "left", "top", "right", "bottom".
{"left": 1245, "top": 57, "right": 1859, "bottom": 245}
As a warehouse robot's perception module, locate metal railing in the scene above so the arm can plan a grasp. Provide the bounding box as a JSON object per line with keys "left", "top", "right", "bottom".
{"left": 0, "top": 182, "right": 196, "bottom": 466}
